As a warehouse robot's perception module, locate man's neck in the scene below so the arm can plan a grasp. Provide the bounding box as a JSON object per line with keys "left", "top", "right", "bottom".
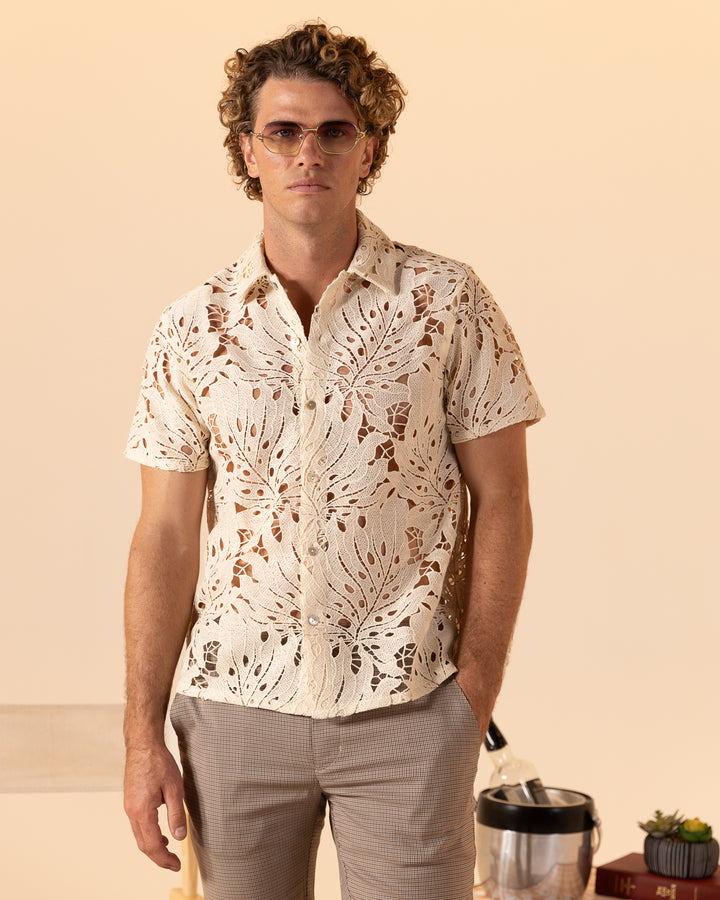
{"left": 261, "top": 212, "right": 359, "bottom": 316}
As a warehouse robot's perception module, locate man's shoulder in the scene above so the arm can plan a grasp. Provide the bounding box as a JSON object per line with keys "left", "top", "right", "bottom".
{"left": 154, "top": 251, "right": 259, "bottom": 337}
{"left": 385, "top": 229, "right": 477, "bottom": 288}
{"left": 389, "top": 236, "right": 483, "bottom": 304}
{"left": 358, "top": 214, "right": 478, "bottom": 293}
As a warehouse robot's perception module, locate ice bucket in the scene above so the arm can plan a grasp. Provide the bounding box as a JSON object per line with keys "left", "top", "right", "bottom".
{"left": 475, "top": 787, "right": 601, "bottom": 900}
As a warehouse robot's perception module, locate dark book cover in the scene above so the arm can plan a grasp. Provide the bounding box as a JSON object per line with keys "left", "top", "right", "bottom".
{"left": 595, "top": 852, "right": 720, "bottom": 899}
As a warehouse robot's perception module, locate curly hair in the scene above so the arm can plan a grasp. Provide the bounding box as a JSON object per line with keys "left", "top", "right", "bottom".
{"left": 218, "top": 23, "right": 406, "bottom": 201}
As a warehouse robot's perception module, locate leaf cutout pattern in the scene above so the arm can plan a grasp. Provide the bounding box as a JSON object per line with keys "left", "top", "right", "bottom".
{"left": 125, "top": 213, "right": 544, "bottom": 717}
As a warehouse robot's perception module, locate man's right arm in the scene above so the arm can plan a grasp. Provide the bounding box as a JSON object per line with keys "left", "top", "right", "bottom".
{"left": 123, "top": 464, "right": 207, "bottom": 871}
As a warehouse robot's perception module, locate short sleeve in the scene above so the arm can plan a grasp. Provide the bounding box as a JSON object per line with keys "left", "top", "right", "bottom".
{"left": 125, "top": 318, "right": 210, "bottom": 472}
{"left": 444, "top": 273, "right": 545, "bottom": 442}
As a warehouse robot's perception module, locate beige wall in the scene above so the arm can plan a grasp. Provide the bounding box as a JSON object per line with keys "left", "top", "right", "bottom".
{"left": 2, "top": 1, "right": 718, "bottom": 896}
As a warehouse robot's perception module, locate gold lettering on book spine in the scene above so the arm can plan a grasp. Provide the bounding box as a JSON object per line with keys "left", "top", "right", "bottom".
{"left": 616, "top": 875, "right": 637, "bottom": 896}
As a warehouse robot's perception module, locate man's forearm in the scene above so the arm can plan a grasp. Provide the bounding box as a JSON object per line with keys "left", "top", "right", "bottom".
{"left": 455, "top": 491, "right": 533, "bottom": 729}
{"left": 123, "top": 468, "right": 206, "bottom": 870}
{"left": 123, "top": 526, "right": 199, "bottom": 748}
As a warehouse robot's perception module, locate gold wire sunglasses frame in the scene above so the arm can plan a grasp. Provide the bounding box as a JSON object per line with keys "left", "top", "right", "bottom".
{"left": 249, "top": 121, "right": 368, "bottom": 156}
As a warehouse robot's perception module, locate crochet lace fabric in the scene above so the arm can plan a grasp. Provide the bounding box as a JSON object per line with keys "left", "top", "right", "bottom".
{"left": 126, "top": 213, "right": 544, "bottom": 717}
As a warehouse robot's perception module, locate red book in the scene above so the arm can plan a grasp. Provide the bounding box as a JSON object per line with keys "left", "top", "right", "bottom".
{"left": 595, "top": 852, "right": 720, "bottom": 899}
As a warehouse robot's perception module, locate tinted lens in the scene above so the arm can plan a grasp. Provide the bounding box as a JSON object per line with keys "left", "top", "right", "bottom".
{"left": 316, "top": 123, "right": 359, "bottom": 153}
{"left": 261, "top": 124, "right": 304, "bottom": 153}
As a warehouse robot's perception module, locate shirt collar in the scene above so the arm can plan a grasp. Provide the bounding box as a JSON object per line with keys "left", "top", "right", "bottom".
{"left": 233, "top": 232, "right": 274, "bottom": 302}
{"left": 233, "top": 210, "right": 399, "bottom": 303}
{"left": 347, "top": 211, "right": 399, "bottom": 294}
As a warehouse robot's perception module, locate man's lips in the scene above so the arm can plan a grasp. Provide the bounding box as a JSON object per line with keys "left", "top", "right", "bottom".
{"left": 288, "top": 180, "right": 330, "bottom": 193}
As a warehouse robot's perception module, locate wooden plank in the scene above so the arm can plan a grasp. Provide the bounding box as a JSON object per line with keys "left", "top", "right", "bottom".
{"left": 0, "top": 705, "right": 125, "bottom": 792}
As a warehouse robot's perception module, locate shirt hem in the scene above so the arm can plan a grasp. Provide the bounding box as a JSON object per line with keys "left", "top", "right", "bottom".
{"left": 123, "top": 448, "right": 210, "bottom": 473}
{"left": 449, "top": 406, "right": 546, "bottom": 444}
{"left": 174, "top": 668, "right": 458, "bottom": 719}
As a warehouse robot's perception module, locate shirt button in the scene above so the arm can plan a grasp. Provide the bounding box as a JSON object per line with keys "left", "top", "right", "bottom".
{"left": 306, "top": 400, "right": 316, "bottom": 410}
{"left": 291, "top": 336, "right": 301, "bottom": 346}
{"left": 308, "top": 615, "right": 319, "bottom": 626}
{"left": 308, "top": 471, "right": 320, "bottom": 483}
{"left": 308, "top": 544, "right": 319, "bottom": 557}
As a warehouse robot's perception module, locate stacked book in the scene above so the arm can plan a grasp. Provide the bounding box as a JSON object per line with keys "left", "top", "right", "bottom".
{"left": 596, "top": 853, "right": 720, "bottom": 899}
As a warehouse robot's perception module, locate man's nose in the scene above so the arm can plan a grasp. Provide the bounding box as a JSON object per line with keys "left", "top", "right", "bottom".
{"left": 296, "top": 130, "right": 324, "bottom": 164}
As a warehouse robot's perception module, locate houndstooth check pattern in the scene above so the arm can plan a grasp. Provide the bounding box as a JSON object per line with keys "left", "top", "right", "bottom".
{"left": 170, "top": 677, "right": 482, "bottom": 900}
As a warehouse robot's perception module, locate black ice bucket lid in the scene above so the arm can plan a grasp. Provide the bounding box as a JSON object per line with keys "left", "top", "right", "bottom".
{"left": 476, "top": 787, "right": 596, "bottom": 835}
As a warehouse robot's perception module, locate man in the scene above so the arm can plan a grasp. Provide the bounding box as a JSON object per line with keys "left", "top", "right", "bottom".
{"left": 123, "top": 23, "right": 544, "bottom": 900}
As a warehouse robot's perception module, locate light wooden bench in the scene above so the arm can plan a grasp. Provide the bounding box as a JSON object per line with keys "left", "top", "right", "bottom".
{"left": 0, "top": 704, "right": 202, "bottom": 899}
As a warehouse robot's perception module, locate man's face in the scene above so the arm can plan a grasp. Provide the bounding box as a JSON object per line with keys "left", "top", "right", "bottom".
{"left": 240, "top": 77, "right": 376, "bottom": 234}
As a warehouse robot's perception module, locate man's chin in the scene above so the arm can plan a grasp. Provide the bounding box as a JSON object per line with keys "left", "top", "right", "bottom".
{"left": 268, "top": 196, "right": 356, "bottom": 231}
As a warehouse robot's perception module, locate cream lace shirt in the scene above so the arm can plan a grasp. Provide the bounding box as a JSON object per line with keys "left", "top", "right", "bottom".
{"left": 126, "top": 212, "right": 545, "bottom": 717}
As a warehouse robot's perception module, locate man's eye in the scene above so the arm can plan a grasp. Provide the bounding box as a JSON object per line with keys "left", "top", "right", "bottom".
{"left": 267, "top": 126, "right": 299, "bottom": 139}
{"left": 321, "top": 125, "right": 352, "bottom": 139}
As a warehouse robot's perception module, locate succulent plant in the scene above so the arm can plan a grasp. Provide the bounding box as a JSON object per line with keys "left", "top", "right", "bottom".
{"left": 641, "top": 811, "right": 719, "bottom": 878}
{"left": 639, "top": 810, "right": 683, "bottom": 838}
{"left": 678, "top": 818, "right": 713, "bottom": 843}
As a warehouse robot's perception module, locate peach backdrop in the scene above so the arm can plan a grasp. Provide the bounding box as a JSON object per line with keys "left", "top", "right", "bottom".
{"left": 2, "top": 1, "right": 718, "bottom": 897}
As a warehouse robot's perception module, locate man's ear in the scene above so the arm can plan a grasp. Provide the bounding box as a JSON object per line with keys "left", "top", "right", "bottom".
{"left": 240, "top": 134, "right": 259, "bottom": 178}
{"left": 359, "top": 136, "right": 378, "bottom": 180}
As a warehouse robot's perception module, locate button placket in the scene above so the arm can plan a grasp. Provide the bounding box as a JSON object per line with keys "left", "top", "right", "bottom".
{"left": 296, "top": 330, "right": 330, "bottom": 706}
{"left": 296, "top": 300, "right": 337, "bottom": 710}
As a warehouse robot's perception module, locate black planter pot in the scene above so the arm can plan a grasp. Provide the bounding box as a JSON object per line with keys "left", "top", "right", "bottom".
{"left": 644, "top": 834, "right": 720, "bottom": 879}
